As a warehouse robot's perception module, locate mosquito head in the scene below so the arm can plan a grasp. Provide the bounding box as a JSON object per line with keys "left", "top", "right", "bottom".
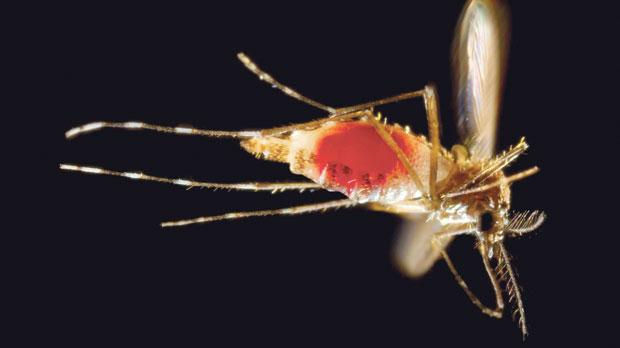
{"left": 475, "top": 171, "right": 545, "bottom": 240}
{"left": 478, "top": 209, "right": 546, "bottom": 246}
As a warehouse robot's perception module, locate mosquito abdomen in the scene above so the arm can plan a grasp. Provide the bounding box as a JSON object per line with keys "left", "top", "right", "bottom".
{"left": 241, "top": 120, "right": 453, "bottom": 203}
{"left": 290, "top": 121, "right": 452, "bottom": 203}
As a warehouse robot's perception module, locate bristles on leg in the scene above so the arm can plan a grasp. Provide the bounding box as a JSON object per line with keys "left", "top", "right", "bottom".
{"left": 161, "top": 199, "right": 356, "bottom": 227}
{"left": 65, "top": 121, "right": 260, "bottom": 140}
{"left": 237, "top": 53, "right": 337, "bottom": 113}
{"left": 60, "top": 163, "right": 321, "bottom": 192}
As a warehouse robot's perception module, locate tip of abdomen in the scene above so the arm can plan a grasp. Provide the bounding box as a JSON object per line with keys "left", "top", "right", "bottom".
{"left": 240, "top": 137, "right": 290, "bottom": 163}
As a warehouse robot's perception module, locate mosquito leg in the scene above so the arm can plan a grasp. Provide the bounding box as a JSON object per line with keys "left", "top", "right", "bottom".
{"left": 477, "top": 238, "right": 506, "bottom": 318}
{"left": 432, "top": 232, "right": 505, "bottom": 319}
{"left": 60, "top": 164, "right": 321, "bottom": 192}
{"left": 237, "top": 53, "right": 435, "bottom": 122}
{"left": 366, "top": 111, "right": 427, "bottom": 196}
{"left": 260, "top": 110, "right": 367, "bottom": 136}
{"left": 65, "top": 121, "right": 262, "bottom": 140}
{"left": 160, "top": 199, "right": 356, "bottom": 227}
{"left": 335, "top": 90, "right": 426, "bottom": 114}
{"left": 237, "top": 53, "right": 336, "bottom": 113}
{"left": 421, "top": 85, "right": 441, "bottom": 205}
{"left": 64, "top": 109, "right": 370, "bottom": 140}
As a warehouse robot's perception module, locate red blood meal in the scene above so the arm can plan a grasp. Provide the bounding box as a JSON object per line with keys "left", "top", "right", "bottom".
{"left": 313, "top": 122, "right": 418, "bottom": 193}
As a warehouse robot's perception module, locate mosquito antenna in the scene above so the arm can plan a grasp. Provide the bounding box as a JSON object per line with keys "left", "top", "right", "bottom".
{"left": 443, "top": 166, "right": 539, "bottom": 199}
{"left": 161, "top": 199, "right": 356, "bottom": 227}
{"left": 237, "top": 53, "right": 337, "bottom": 114}
{"left": 60, "top": 164, "right": 321, "bottom": 192}
{"left": 506, "top": 210, "right": 546, "bottom": 235}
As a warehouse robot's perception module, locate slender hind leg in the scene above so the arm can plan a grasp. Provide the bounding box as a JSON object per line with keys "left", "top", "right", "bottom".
{"left": 238, "top": 53, "right": 434, "bottom": 121}
{"left": 237, "top": 55, "right": 442, "bottom": 194}
{"left": 237, "top": 53, "right": 336, "bottom": 113}
{"left": 60, "top": 164, "right": 321, "bottom": 192}
{"left": 67, "top": 56, "right": 442, "bottom": 203}
{"left": 64, "top": 109, "right": 368, "bottom": 140}
{"left": 161, "top": 199, "right": 356, "bottom": 227}
{"left": 432, "top": 231, "right": 505, "bottom": 319}
{"left": 65, "top": 121, "right": 262, "bottom": 140}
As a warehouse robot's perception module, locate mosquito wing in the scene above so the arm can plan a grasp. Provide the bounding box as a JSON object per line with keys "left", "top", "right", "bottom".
{"left": 453, "top": 0, "right": 510, "bottom": 160}
{"left": 392, "top": 216, "right": 452, "bottom": 278}
{"left": 393, "top": 0, "right": 509, "bottom": 278}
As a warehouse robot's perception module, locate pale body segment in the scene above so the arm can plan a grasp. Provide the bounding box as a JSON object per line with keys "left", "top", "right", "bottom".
{"left": 61, "top": 0, "right": 544, "bottom": 339}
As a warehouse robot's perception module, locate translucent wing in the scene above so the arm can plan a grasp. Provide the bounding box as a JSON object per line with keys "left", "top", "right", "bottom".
{"left": 392, "top": 216, "right": 452, "bottom": 278}
{"left": 453, "top": 0, "right": 510, "bottom": 159}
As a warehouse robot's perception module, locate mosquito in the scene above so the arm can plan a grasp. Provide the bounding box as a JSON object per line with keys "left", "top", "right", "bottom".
{"left": 61, "top": 0, "right": 544, "bottom": 338}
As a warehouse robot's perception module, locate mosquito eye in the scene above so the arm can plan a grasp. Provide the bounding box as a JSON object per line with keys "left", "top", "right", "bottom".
{"left": 480, "top": 212, "right": 494, "bottom": 233}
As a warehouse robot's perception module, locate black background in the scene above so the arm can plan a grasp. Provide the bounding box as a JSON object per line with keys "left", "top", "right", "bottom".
{"left": 15, "top": 1, "right": 616, "bottom": 346}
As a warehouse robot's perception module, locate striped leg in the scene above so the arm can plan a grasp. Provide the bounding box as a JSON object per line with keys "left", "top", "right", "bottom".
{"left": 60, "top": 164, "right": 321, "bottom": 193}
{"left": 161, "top": 199, "right": 356, "bottom": 227}
{"left": 432, "top": 229, "right": 505, "bottom": 319}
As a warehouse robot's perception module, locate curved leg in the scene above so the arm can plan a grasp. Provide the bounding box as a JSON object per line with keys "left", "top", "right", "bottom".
{"left": 432, "top": 231, "right": 505, "bottom": 319}
{"left": 238, "top": 53, "right": 433, "bottom": 121}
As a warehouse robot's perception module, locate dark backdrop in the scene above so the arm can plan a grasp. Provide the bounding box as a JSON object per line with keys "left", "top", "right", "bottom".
{"left": 17, "top": 1, "right": 616, "bottom": 346}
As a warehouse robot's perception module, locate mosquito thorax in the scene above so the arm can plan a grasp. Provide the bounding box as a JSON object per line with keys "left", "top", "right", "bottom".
{"left": 439, "top": 159, "right": 511, "bottom": 225}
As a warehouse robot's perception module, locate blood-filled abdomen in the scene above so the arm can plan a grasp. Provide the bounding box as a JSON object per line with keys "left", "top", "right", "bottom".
{"left": 287, "top": 120, "right": 450, "bottom": 203}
